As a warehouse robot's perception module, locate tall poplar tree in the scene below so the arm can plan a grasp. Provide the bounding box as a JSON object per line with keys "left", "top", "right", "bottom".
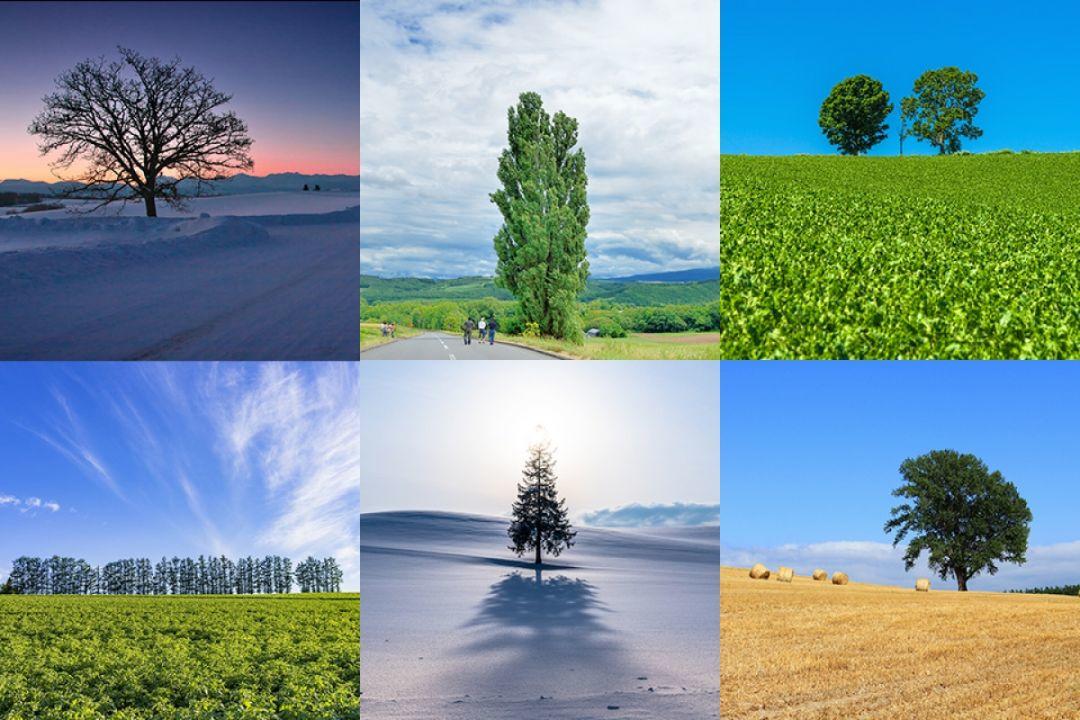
{"left": 507, "top": 443, "right": 577, "bottom": 565}
{"left": 491, "top": 92, "right": 590, "bottom": 342}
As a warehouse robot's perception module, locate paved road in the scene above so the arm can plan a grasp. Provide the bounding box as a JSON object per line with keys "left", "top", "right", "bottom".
{"left": 361, "top": 332, "right": 557, "bottom": 360}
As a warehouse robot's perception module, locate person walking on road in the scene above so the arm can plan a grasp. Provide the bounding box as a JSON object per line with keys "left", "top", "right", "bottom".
{"left": 462, "top": 318, "right": 475, "bottom": 345}
{"left": 487, "top": 316, "right": 498, "bottom": 345}
{"left": 477, "top": 317, "right": 486, "bottom": 344}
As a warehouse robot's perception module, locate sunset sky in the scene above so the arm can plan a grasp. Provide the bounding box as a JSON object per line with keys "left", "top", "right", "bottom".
{"left": 0, "top": 1, "right": 359, "bottom": 181}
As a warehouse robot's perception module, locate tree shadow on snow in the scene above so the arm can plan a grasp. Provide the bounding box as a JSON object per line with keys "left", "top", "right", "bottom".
{"left": 451, "top": 570, "right": 628, "bottom": 696}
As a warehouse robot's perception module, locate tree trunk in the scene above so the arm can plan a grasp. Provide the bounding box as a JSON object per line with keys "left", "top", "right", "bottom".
{"left": 955, "top": 571, "right": 968, "bottom": 592}
{"left": 144, "top": 193, "right": 157, "bottom": 217}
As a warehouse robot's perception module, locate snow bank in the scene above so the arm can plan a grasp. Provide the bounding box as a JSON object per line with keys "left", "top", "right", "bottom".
{"left": 360, "top": 511, "right": 719, "bottom": 719}
{"left": 0, "top": 215, "right": 270, "bottom": 283}
{"left": 0, "top": 191, "right": 359, "bottom": 219}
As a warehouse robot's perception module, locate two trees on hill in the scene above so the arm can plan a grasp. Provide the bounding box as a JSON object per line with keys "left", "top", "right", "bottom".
{"left": 819, "top": 68, "right": 985, "bottom": 155}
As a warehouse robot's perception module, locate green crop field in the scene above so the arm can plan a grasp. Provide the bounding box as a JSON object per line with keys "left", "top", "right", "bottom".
{"left": 721, "top": 153, "right": 1080, "bottom": 359}
{"left": 0, "top": 594, "right": 359, "bottom": 720}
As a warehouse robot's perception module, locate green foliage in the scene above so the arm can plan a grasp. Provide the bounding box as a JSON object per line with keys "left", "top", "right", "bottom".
{"left": 884, "top": 450, "right": 1032, "bottom": 591}
{"left": 491, "top": 92, "right": 590, "bottom": 341}
{"left": 0, "top": 594, "right": 359, "bottom": 719}
{"left": 522, "top": 321, "right": 541, "bottom": 338}
{"left": 361, "top": 297, "right": 721, "bottom": 336}
{"left": 818, "top": 75, "right": 893, "bottom": 155}
{"left": 720, "top": 154, "right": 1080, "bottom": 358}
{"left": 901, "top": 67, "right": 985, "bottom": 154}
{"left": 360, "top": 275, "right": 718, "bottom": 306}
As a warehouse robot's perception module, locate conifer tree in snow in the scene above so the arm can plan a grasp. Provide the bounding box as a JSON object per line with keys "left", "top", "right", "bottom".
{"left": 507, "top": 442, "right": 577, "bottom": 565}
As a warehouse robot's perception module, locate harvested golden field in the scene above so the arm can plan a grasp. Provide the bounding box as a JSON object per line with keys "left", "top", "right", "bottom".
{"left": 721, "top": 566, "right": 1080, "bottom": 719}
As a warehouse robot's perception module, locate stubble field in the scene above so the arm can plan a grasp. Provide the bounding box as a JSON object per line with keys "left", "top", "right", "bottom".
{"left": 720, "top": 566, "right": 1080, "bottom": 719}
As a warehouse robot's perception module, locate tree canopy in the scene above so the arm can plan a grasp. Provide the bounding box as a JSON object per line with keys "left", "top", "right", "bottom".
{"left": 491, "top": 92, "right": 590, "bottom": 342}
{"left": 818, "top": 75, "right": 893, "bottom": 155}
{"left": 883, "top": 450, "right": 1031, "bottom": 591}
{"left": 29, "top": 47, "right": 253, "bottom": 217}
{"left": 901, "top": 67, "right": 985, "bottom": 155}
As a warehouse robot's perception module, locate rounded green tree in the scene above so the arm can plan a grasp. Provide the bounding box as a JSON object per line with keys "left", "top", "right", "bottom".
{"left": 884, "top": 449, "right": 1031, "bottom": 591}
{"left": 818, "top": 75, "right": 893, "bottom": 155}
{"left": 901, "top": 67, "right": 985, "bottom": 154}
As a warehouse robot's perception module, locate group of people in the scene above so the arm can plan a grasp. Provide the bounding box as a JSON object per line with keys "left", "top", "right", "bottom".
{"left": 379, "top": 322, "right": 396, "bottom": 338}
{"left": 462, "top": 316, "right": 498, "bottom": 345}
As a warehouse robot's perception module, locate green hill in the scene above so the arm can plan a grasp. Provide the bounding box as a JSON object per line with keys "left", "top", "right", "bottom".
{"left": 360, "top": 275, "right": 719, "bottom": 306}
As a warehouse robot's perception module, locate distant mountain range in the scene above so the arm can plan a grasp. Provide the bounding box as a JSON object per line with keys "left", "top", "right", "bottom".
{"left": 0, "top": 172, "right": 360, "bottom": 196}
{"left": 602, "top": 267, "right": 719, "bottom": 283}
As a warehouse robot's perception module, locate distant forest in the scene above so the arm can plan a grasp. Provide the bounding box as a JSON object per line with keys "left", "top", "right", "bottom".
{"left": 1, "top": 554, "right": 343, "bottom": 595}
{"left": 1007, "top": 584, "right": 1079, "bottom": 596}
{"left": 360, "top": 275, "right": 720, "bottom": 306}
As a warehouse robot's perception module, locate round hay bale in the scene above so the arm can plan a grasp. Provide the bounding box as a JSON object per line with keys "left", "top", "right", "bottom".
{"left": 915, "top": 578, "right": 930, "bottom": 592}
{"left": 749, "top": 563, "right": 770, "bottom": 580}
{"left": 831, "top": 572, "right": 849, "bottom": 586}
{"left": 777, "top": 566, "right": 794, "bottom": 583}
{"left": 812, "top": 569, "right": 827, "bottom": 581}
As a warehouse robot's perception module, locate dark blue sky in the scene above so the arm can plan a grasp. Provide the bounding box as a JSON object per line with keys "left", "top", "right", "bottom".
{"left": 0, "top": 1, "right": 359, "bottom": 178}
{"left": 722, "top": 1, "right": 1080, "bottom": 155}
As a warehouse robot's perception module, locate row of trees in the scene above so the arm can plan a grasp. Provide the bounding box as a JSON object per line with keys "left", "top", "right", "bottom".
{"left": 1, "top": 554, "right": 343, "bottom": 595}
{"left": 361, "top": 298, "right": 721, "bottom": 338}
{"left": 819, "top": 67, "right": 985, "bottom": 155}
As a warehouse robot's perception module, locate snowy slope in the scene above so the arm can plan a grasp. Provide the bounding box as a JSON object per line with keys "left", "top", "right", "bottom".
{"left": 0, "top": 201, "right": 359, "bottom": 359}
{"left": 2, "top": 191, "right": 359, "bottom": 219}
{"left": 360, "top": 511, "right": 719, "bottom": 720}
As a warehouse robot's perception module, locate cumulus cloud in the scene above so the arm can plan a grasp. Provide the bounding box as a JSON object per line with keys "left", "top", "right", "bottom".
{"left": 582, "top": 502, "right": 720, "bottom": 528}
{"left": 360, "top": 0, "right": 719, "bottom": 278}
{"left": 723, "top": 539, "right": 1080, "bottom": 592}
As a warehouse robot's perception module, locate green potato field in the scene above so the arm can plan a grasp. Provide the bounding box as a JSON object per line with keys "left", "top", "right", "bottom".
{"left": 0, "top": 594, "right": 359, "bottom": 720}
{"left": 721, "top": 153, "right": 1080, "bottom": 358}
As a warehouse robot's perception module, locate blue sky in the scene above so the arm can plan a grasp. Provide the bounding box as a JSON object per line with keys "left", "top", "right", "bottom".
{"left": 721, "top": 362, "right": 1080, "bottom": 590}
{"left": 722, "top": 1, "right": 1080, "bottom": 155}
{"left": 360, "top": 0, "right": 719, "bottom": 278}
{"left": 0, "top": 363, "right": 360, "bottom": 589}
{"left": 360, "top": 362, "right": 719, "bottom": 524}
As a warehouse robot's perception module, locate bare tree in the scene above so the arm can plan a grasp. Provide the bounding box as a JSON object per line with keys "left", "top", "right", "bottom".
{"left": 29, "top": 47, "right": 253, "bottom": 217}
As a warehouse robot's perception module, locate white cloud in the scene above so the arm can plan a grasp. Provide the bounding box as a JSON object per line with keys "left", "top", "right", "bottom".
{"left": 0, "top": 495, "right": 18, "bottom": 506}
{"left": 360, "top": 0, "right": 719, "bottom": 278}
{"left": 20, "top": 388, "right": 125, "bottom": 502}
{"left": 723, "top": 538, "right": 1080, "bottom": 592}
{"left": 25, "top": 497, "right": 42, "bottom": 508}
{"left": 201, "top": 363, "right": 361, "bottom": 586}
{"left": 583, "top": 502, "right": 720, "bottom": 527}
{"left": 43, "top": 501, "right": 60, "bottom": 512}
{"left": 3, "top": 494, "right": 60, "bottom": 515}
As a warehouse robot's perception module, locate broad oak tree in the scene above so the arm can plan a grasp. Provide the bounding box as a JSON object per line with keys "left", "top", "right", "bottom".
{"left": 884, "top": 449, "right": 1031, "bottom": 591}
{"left": 508, "top": 442, "right": 577, "bottom": 565}
{"left": 29, "top": 47, "right": 253, "bottom": 217}
{"left": 901, "top": 67, "right": 985, "bottom": 155}
{"left": 491, "top": 92, "right": 590, "bottom": 342}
